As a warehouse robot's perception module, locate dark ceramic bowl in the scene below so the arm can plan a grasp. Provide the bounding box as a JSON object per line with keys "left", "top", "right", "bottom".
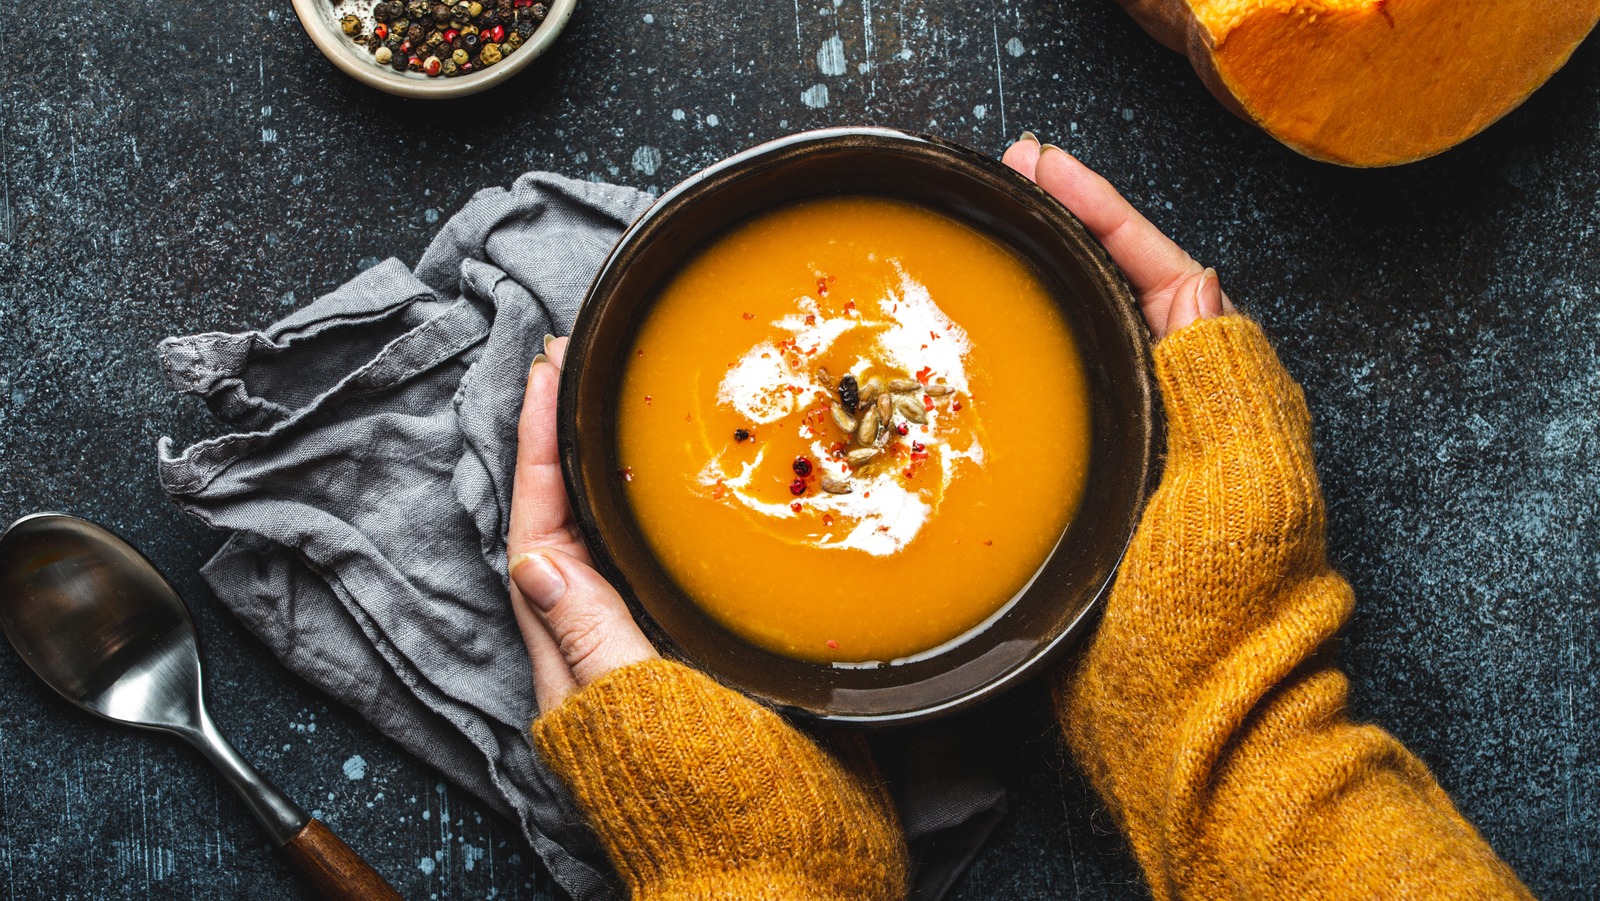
{"left": 559, "top": 127, "right": 1158, "bottom": 726}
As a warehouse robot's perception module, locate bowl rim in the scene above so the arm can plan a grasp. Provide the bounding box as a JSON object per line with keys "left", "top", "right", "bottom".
{"left": 290, "top": 0, "right": 577, "bottom": 99}
{"left": 559, "top": 126, "right": 1160, "bottom": 726}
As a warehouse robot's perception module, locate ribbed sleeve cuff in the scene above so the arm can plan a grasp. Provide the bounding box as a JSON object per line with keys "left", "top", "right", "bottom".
{"left": 1150, "top": 315, "right": 1324, "bottom": 550}
{"left": 1155, "top": 316, "right": 1314, "bottom": 466}
{"left": 533, "top": 659, "right": 907, "bottom": 900}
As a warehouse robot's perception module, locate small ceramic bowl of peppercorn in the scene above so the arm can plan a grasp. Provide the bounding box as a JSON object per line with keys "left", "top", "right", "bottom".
{"left": 293, "top": 0, "right": 574, "bottom": 98}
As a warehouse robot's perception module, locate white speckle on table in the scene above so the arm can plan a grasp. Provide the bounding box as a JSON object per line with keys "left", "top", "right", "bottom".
{"left": 423, "top": 208, "right": 440, "bottom": 224}
{"left": 261, "top": 128, "right": 277, "bottom": 144}
{"left": 463, "top": 844, "right": 485, "bottom": 872}
{"left": 671, "top": 108, "right": 686, "bottom": 121}
{"left": 973, "top": 104, "right": 986, "bottom": 119}
{"left": 1006, "top": 37, "right": 1024, "bottom": 57}
{"left": 417, "top": 857, "right": 436, "bottom": 875}
{"left": 631, "top": 145, "right": 661, "bottom": 176}
{"left": 817, "top": 34, "right": 846, "bottom": 75}
{"left": 898, "top": 48, "right": 912, "bottom": 60}
{"left": 705, "top": 114, "right": 720, "bottom": 127}
{"left": 801, "top": 84, "right": 830, "bottom": 108}
{"left": 342, "top": 755, "right": 367, "bottom": 780}
{"left": 1123, "top": 108, "right": 1135, "bottom": 121}
{"left": 642, "top": 12, "right": 653, "bottom": 22}
{"left": 858, "top": 61, "right": 871, "bottom": 74}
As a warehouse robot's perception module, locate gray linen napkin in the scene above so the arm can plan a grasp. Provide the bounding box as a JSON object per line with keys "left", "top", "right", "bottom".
{"left": 156, "top": 170, "right": 1006, "bottom": 900}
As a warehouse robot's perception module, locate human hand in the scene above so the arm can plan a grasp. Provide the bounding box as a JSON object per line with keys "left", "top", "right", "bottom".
{"left": 507, "top": 335, "right": 657, "bottom": 714}
{"left": 1001, "top": 134, "right": 1235, "bottom": 341}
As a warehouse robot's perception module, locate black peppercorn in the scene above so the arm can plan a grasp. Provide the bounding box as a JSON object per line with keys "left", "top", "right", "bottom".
{"left": 733, "top": 428, "right": 751, "bottom": 442}
{"left": 461, "top": 32, "right": 480, "bottom": 52}
{"left": 405, "top": 23, "right": 424, "bottom": 41}
{"left": 515, "top": 18, "right": 536, "bottom": 35}
{"left": 478, "top": 9, "right": 498, "bottom": 26}
{"left": 406, "top": 0, "right": 428, "bottom": 18}
{"left": 373, "top": 1, "right": 392, "bottom": 20}
{"left": 390, "top": 50, "right": 409, "bottom": 70}
{"left": 432, "top": 2, "right": 449, "bottom": 20}
{"left": 530, "top": 2, "right": 546, "bottom": 19}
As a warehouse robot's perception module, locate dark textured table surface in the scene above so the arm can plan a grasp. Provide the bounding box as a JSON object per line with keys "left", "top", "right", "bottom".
{"left": 3, "top": 0, "right": 1598, "bottom": 897}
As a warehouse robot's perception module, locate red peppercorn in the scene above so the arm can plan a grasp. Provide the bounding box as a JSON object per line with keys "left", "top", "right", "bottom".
{"left": 912, "top": 442, "right": 925, "bottom": 453}
{"left": 423, "top": 56, "right": 442, "bottom": 75}
{"left": 895, "top": 422, "right": 909, "bottom": 436}
{"left": 373, "top": 23, "right": 389, "bottom": 38}
{"left": 790, "top": 501, "right": 803, "bottom": 513}
{"left": 789, "top": 478, "right": 807, "bottom": 496}
{"left": 443, "top": 28, "right": 458, "bottom": 42}
{"left": 792, "top": 456, "right": 813, "bottom": 477}
{"left": 488, "top": 23, "right": 506, "bottom": 41}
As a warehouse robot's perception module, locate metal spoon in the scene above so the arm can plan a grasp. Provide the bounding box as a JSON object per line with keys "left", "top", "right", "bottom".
{"left": 0, "top": 512, "right": 402, "bottom": 900}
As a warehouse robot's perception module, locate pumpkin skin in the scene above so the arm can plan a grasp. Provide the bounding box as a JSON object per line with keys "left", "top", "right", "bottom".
{"left": 1119, "top": 0, "right": 1600, "bottom": 166}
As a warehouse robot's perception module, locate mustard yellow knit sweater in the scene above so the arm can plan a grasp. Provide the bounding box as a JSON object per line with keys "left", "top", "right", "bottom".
{"left": 533, "top": 316, "right": 1531, "bottom": 900}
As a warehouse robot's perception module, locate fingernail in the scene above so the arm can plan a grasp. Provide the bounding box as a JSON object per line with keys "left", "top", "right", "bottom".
{"left": 531, "top": 352, "right": 549, "bottom": 368}
{"left": 1196, "top": 268, "right": 1223, "bottom": 320}
{"left": 543, "top": 333, "right": 557, "bottom": 352}
{"left": 510, "top": 552, "right": 566, "bottom": 612}
{"left": 1039, "top": 143, "right": 1075, "bottom": 162}
{"left": 1019, "top": 130, "right": 1038, "bottom": 144}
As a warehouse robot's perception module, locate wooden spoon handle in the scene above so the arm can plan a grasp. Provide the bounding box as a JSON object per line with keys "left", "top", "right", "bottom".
{"left": 281, "top": 818, "right": 404, "bottom": 900}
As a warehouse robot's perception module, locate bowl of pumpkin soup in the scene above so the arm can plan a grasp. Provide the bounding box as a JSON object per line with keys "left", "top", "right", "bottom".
{"left": 559, "top": 128, "right": 1158, "bottom": 724}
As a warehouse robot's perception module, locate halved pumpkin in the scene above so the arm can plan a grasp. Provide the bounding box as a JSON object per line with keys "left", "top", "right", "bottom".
{"left": 1119, "top": 0, "right": 1600, "bottom": 166}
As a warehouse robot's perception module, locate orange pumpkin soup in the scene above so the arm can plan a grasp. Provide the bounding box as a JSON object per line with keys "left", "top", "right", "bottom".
{"left": 616, "top": 196, "right": 1091, "bottom": 663}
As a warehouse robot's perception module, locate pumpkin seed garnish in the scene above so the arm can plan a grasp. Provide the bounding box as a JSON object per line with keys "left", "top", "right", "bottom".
{"left": 817, "top": 367, "right": 835, "bottom": 390}
{"left": 846, "top": 448, "right": 879, "bottom": 467}
{"left": 856, "top": 406, "right": 880, "bottom": 444}
{"left": 876, "top": 392, "right": 893, "bottom": 425}
{"left": 858, "top": 376, "right": 884, "bottom": 406}
{"left": 895, "top": 394, "right": 928, "bottom": 424}
{"left": 924, "top": 384, "right": 954, "bottom": 396}
{"left": 888, "top": 378, "right": 921, "bottom": 393}
{"left": 820, "top": 476, "right": 853, "bottom": 494}
{"left": 830, "top": 403, "right": 857, "bottom": 434}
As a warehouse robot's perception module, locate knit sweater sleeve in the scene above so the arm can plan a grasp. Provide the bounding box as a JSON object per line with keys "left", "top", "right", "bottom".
{"left": 533, "top": 658, "right": 909, "bottom": 901}
{"left": 1057, "top": 316, "right": 1532, "bottom": 900}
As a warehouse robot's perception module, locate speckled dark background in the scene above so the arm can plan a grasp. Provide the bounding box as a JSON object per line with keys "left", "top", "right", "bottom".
{"left": 1, "top": 0, "right": 1596, "bottom": 896}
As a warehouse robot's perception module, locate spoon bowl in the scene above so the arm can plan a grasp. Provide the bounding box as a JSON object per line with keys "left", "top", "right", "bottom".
{"left": 0, "top": 513, "right": 401, "bottom": 900}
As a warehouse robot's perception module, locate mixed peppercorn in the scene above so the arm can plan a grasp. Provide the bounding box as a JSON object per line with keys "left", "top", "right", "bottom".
{"left": 337, "top": 0, "right": 549, "bottom": 78}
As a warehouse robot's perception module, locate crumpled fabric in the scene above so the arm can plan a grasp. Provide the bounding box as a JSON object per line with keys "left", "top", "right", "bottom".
{"left": 156, "top": 170, "right": 1007, "bottom": 900}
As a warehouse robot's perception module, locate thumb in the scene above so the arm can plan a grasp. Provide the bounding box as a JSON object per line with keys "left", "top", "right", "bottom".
{"left": 510, "top": 549, "right": 658, "bottom": 691}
